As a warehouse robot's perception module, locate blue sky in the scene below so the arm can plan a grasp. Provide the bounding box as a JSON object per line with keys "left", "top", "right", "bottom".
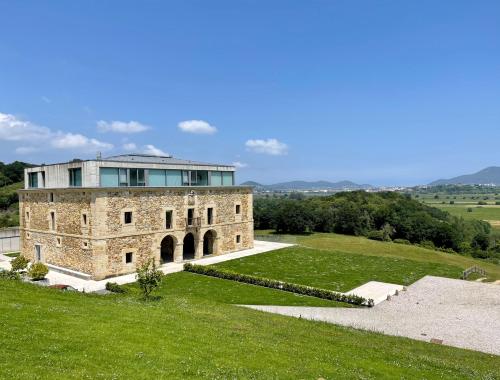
{"left": 0, "top": 1, "right": 499, "bottom": 186}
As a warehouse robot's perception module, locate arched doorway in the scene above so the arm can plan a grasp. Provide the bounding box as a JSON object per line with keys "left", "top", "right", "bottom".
{"left": 203, "top": 230, "right": 216, "bottom": 256}
{"left": 183, "top": 233, "right": 195, "bottom": 260}
{"left": 160, "top": 235, "right": 175, "bottom": 264}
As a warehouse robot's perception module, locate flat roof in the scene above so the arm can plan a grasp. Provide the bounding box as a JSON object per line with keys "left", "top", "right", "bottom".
{"left": 26, "top": 154, "right": 235, "bottom": 169}
{"left": 102, "top": 154, "right": 233, "bottom": 167}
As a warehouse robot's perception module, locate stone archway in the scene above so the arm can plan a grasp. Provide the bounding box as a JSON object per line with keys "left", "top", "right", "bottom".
{"left": 203, "top": 230, "right": 216, "bottom": 256}
{"left": 183, "top": 233, "right": 195, "bottom": 260}
{"left": 160, "top": 235, "right": 176, "bottom": 264}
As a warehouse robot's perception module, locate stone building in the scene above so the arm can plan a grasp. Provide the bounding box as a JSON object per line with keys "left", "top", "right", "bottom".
{"left": 19, "top": 154, "right": 253, "bottom": 280}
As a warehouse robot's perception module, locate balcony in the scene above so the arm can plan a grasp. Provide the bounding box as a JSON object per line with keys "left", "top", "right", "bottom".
{"left": 186, "top": 217, "right": 201, "bottom": 229}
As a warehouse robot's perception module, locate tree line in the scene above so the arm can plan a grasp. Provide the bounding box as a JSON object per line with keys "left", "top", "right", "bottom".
{"left": 0, "top": 161, "right": 33, "bottom": 228}
{"left": 254, "top": 191, "right": 500, "bottom": 260}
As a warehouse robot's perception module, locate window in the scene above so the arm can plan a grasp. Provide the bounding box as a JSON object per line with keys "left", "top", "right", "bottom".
{"left": 50, "top": 212, "right": 56, "bottom": 230}
{"left": 187, "top": 208, "right": 194, "bottom": 226}
{"left": 125, "top": 252, "right": 133, "bottom": 264}
{"left": 130, "top": 168, "right": 146, "bottom": 186}
{"left": 165, "top": 210, "right": 173, "bottom": 229}
{"left": 236, "top": 235, "right": 241, "bottom": 244}
{"left": 190, "top": 171, "right": 198, "bottom": 185}
{"left": 124, "top": 211, "right": 133, "bottom": 225}
{"left": 35, "top": 244, "right": 42, "bottom": 262}
{"left": 25, "top": 211, "right": 30, "bottom": 222}
{"left": 100, "top": 167, "right": 119, "bottom": 187}
{"left": 49, "top": 192, "right": 54, "bottom": 203}
{"left": 28, "top": 172, "right": 38, "bottom": 188}
{"left": 41, "top": 171, "right": 46, "bottom": 187}
{"left": 69, "top": 168, "right": 82, "bottom": 187}
{"left": 56, "top": 237, "right": 62, "bottom": 247}
{"left": 222, "top": 172, "right": 234, "bottom": 186}
{"left": 210, "top": 171, "right": 222, "bottom": 186}
{"left": 119, "top": 168, "right": 128, "bottom": 186}
{"left": 182, "top": 171, "right": 190, "bottom": 186}
{"left": 181, "top": 170, "right": 209, "bottom": 186}
{"left": 83, "top": 241, "right": 89, "bottom": 249}
{"left": 235, "top": 204, "right": 241, "bottom": 215}
{"left": 207, "top": 207, "right": 213, "bottom": 225}
{"left": 82, "top": 213, "right": 88, "bottom": 226}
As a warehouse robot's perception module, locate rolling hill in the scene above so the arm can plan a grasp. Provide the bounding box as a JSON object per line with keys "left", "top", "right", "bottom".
{"left": 240, "top": 180, "right": 373, "bottom": 191}
{"left": 429, "top": 166, "right": 500, "bottom": 186}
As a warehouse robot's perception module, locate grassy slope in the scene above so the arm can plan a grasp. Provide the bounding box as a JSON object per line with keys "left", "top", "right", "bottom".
{"left": 1, "top": 277, "right": 499, "bottom": 379}
{"left": 215, "top": 246, "right": 463, "bottom": 292}
{"left": 291, "top": 233, "right": 500, "bottom": 280}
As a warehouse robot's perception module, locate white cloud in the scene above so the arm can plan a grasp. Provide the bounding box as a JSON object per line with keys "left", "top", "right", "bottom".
{"left": 97, "top": 120, "right": 151, "bottom": 134}
{"left": 232, "top": 161, "right": 248, "bottom": 168}
{"left": 123, "top": 142, "right": 137, "bottom": 151}
{"left": 143, "top": 144, "right": 169, "bottom": 156}
{"left": 245, "top": 138, "right": 288, "bottom": 155}
{"left": 178, "top": 120, "right": 217, "bottom": 134}
{"left": 0, "top": 112, "right": 51, "bottom": 141}
{"left": 51, "top": 133, "right": 113, "bottom": 151}
{"left": 0, "top": 112, "right": 113, "bottom": 154}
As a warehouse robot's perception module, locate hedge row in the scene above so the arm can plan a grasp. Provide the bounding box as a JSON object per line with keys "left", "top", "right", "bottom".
{"left": 184, "top": 263, "right": 373, "bottom": 307}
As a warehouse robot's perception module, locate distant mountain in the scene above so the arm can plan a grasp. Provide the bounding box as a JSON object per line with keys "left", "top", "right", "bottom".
{"left": 429, "top": 166, "right": 500, "bottom": 186}
{"left": 240, "top": 180, "right": 373, "bottom": 191}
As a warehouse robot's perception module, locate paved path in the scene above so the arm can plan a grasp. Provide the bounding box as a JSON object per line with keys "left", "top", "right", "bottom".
{"left": 0, "top": 240, "right": 292, "bottom": 292}
{"left": 346, "top": 281, "right": 404, "bottom": 305}
{"left": 243, "top": 276, "right": 500, "bottom": 355}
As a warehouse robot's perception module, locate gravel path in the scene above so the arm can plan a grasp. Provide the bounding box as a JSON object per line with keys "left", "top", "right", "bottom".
{"left": 243, "top": 276, "right": 500, "bottom": 355}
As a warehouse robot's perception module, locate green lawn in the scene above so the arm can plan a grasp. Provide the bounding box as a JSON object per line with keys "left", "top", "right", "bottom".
{"left": 291, "top": 233, "right": 500, "bottom": 280}
{"left": 215, "top": 246, "right": 463, "bottom": 291}
{"left": 1, "top": 277, "right": 499, "bottom": 379}
{"left": 4, "top": 252, "right": 19, "bottom": 258}
{"left": 149, "top": 271, "right": 341, "bottom": 307}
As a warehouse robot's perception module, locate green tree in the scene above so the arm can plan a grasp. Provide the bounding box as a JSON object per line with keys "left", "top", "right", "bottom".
{"left": 471, "top": 233, "right": 490, "bottom": 251}
{"left": 136, "top": 259, "right": 163, "bottom": 299}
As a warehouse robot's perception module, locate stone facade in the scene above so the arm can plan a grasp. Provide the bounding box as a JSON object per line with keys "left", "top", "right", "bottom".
{"left": 19, "top": 187, "right": 253, "bottom": 280}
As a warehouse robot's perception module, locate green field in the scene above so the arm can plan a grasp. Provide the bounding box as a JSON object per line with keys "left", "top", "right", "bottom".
{"left": 436, "top": 204, "right": 500, "bottom": 229}
{"left": 1, "top": 272, "right": 499, "bottom": 379}
{"left": 412, "top": 190, "right": 500, "bottom": 232}
{"left": 215, "top": 246, "right": 463, "bottom": 292}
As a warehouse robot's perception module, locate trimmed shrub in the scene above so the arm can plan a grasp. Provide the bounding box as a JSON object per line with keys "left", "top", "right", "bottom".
{"left": 366, "top": 230, "right": 385, "bottom": 241}
{"left": 28, "top": 263, "right": 49, "bottom": 281}
{"left": 393, "top": 238, "right": 411, "bottom": 245}
{"left": 105, "top": 282, "right": 127, "bottom": 294}
{"left": 478, "top": 201, "right": 487, "bottom": 205}
{"left": 419, "top": 240, "right": 436, "bottom": 250}
{"left": 10, "top": 255, "right": 29, "bottom": 272}
{"left": 0, "top": 269, "right": 20, "bottom": 280}
{"left": 184, "top": 263, "right": 373, "bottom": 307}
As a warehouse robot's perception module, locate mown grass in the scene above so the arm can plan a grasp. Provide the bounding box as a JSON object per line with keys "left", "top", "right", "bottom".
{"left": 1, "top": 277, "right": 499, "bottom": 379}
{"left": 290, "top": 233, "right": 500, "bottom": 280}
{"left": 215, "top": 246, "right": 463, "bottom": 292}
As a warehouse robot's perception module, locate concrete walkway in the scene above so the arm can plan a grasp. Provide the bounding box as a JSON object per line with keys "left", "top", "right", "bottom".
{"left": 242, "top": 276, "right": 500, "bottom": 355}
{"left": 0, "top": 240, "right": 292, "bottom": 292}
{"left": 346, "top": 281, "right": 404, "bottom": 305}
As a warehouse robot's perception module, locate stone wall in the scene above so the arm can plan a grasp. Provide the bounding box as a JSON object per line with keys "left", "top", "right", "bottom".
{"left": 19, "top": 187, "right": 254, "bottom": 279}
